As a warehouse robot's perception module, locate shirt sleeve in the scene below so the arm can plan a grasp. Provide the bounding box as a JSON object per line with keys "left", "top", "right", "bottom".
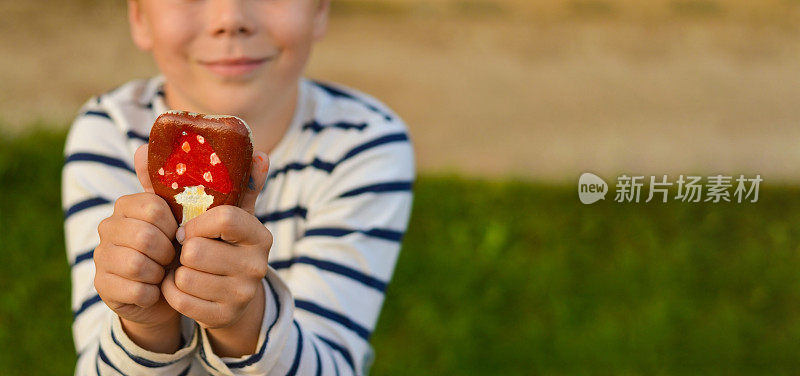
{"left": 195, "top": 127, "right": 415, "bottom": 376}
{"left": 63, "top": 104, "right": 198, "bottom": 375}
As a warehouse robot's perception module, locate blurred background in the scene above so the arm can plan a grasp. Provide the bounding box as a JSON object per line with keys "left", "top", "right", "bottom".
{"left": 3, "top": 0, "right": 800, "bottom": 374}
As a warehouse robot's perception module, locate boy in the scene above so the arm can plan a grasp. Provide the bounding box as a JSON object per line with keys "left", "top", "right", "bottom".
{"left": 62, "top": 0, "right": 414, "bottom": 375}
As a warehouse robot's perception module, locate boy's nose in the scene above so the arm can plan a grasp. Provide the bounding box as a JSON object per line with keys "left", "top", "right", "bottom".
{"left": 208, "top": 0, "right": 255, "bottom": 37}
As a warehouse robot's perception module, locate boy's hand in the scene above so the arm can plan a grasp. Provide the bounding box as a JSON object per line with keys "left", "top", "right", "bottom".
{"left": 95, "top": 144, "right": 182, "bottom": 352}
{"left": 161, "top": 152, "right": 272, "bottom": 357}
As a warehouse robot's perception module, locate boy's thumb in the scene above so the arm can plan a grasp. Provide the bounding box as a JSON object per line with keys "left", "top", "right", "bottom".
{"left": 134, "top": 144, "right": 155, "bottom": 193}
{"left": 239, "top": 151, "right": 269, "bottom": 215}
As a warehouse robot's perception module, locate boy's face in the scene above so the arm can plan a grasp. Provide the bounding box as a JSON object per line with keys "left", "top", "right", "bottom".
{"left": 128, "top": 0, "right": 329, "bottom": 116}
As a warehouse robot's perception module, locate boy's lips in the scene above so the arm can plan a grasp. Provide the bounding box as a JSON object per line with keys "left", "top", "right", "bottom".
{"left": 198, "top": 57, "right": 271, "bottom": 77}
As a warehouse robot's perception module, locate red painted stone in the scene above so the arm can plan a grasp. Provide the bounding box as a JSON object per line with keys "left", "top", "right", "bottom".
{"left": 159, "top": 131, "right": 233, "bottom": 194}
{"left": 148, "top": 111, "right": 253, "bottom": 224}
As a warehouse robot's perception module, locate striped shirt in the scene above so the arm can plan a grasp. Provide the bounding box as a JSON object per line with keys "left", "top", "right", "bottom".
{"left": 62, "top": 76, "right": 415, "bottom": 375}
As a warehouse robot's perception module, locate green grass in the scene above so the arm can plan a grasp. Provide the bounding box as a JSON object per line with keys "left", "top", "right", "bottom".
{"left": 3, "top": 130, "right": 800, "bottom": 374}
{"left": 0, "top": 129, "right": 74, "bottom": 374}
{"left": 375, "top": 178, "right": 800, "bottom": 375}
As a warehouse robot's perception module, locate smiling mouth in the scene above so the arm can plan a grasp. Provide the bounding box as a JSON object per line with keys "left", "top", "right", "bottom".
{"left": 199, "top": 57, "right": 272, "bottom": 77}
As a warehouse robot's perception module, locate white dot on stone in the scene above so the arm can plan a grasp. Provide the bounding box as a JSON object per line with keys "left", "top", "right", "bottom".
{"left": 197, "top": 135, "right": 205, "bottom": 144}
{"left": 176, "top": 163, "right": 186, "bottom": 175}
{"left": 158, "top": 167, "right": 164, "bottom": 176}
{"left": 171, "top": 182, "right": 178, "bottom": 189}
{"left": 203, "top": 171, "right": 213, "bottom": 182}
{"left": 210, "top": 153, "right": 220, "bottom": 166}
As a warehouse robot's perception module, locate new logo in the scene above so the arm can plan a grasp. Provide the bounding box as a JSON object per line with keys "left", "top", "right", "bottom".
{"left": 578, "top": 172, "right": 608, "bottom": 204}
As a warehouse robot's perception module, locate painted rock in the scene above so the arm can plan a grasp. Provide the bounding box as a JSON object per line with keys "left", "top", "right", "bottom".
{"left": 148, "top": 110, "right": 253, "bottom": 225}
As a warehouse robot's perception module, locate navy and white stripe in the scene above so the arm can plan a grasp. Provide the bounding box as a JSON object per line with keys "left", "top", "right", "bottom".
{"left": 223, "top": 278, "right": 281, "bottom": 369}
{"left": 64, "top": 153, "right": 135, "bottom": 174}
{"left": 270, "top": 256, "right": 388, "bottom": 292}
{"left": 64, "top": 197, "right": 111, "bottom": 220}
{"left": 286, "top": 321, "right": 305, "bottom": 376}
{"left": 110, "top": 327, "right": 182, "bottom": 368}
{"left": 312, "top": 81, "right": 395, "bottom": 122}
{"left": 302, "top": 120, "right": 367, "bottom": 133}
{"left": 258, "top": 205, "right": 308, "bottom": 223}
{"left": 71, "top": 248, "right": 95, "bottom": 267}
{"left": 65, "top": 77, "right": 414, "bottom": 375}
{"left": 73, "top": 294, "right": 103, "bottom": 320}
{"left": 294, "top": 299, "right": 372, "bottom": 341}
{"left": 304, "top": 227, "right": 404, "bottom": 242}
{"left": 97, "top": 345, "right": 128, "bottom": 375}
{"left": 266, "top": 132, "right": 409, "bottom": 180}
{"left": 338, "top": 181, "right": 412, "bottom": 198}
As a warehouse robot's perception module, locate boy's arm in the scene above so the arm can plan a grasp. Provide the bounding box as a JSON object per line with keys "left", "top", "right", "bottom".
{"left": 64, "top": 105, "right": 198, "bottom": 375}
{"left": 195, "top": 126, "right": 415, "bottom": 376}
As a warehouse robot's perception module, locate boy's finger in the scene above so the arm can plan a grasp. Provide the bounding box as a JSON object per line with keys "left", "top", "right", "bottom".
{"left": 161, "top": 269, "right": 223, "bottom": 326}
{"left": 180, "top": 205, "right": 269, "bottom": 246}
{"left": 102, "top": 245, "right": 166, "bottom": 284}
{"left": 180, "top": 236, "right": 257, "bottom": 276}
{"left": 239, "top": 151, "right": 269, "bottom": 215}
{"left": 113, "top": 194, "right": 179, "bottom": 244}
{"left": 173, "top": 266, "right": 233, "bottom": 302}
{"left": 106, "top": 216, "right": 176, "bottom": 266}
{"left": 134, "top": 144, "right": 154, "bottom": 193}
{"left": 98, "top": 272, "right": 161, "bottom": 308}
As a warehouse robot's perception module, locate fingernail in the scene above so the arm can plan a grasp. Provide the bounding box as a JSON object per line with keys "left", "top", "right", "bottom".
{"left": 176, "top": 226, "right": 185, "bottom": 244}
{"left": 256, "top": 152, "right": 270, "bottom": 173}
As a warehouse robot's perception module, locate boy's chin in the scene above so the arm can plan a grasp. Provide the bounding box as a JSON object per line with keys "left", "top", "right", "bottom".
{"left": 168, "top": 77, "right": 295, "bottom": 117}
{"left": 197, "top": 86, "right": 267, "bottom": 115}
{"left": 215, "top": 80, "right": 296, "bottom": 112}
{"left": 201, "top": 99, "right": 256, "bottom": 117}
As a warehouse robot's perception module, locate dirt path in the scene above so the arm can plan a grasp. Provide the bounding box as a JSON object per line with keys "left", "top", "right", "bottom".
{"left": 4, "top": 1, "right": 800, "bottom": 182}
